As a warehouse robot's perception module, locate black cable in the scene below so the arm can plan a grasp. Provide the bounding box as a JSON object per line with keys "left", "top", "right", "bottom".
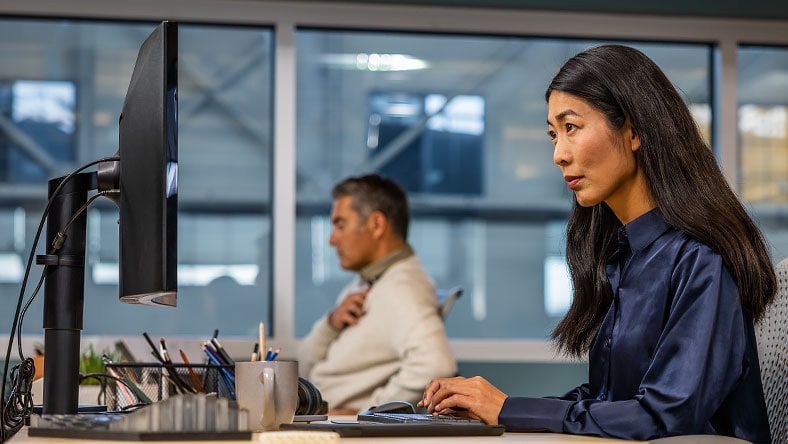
{"left": 79, "top": 373, "right": 146, "bottom": 410}
{"left": 1, "top": 156, "right": 119, "bottom": 443}
{"left": 16, "top": 270, "right": 48, "bottom": 361}
{"left": 12, "top": 191, "right": 112, "bottom": 359}
{"left": 52, "top": 191, "right": 116, "bottom": 251}
{"left": 1, "top": 358, "right": 34, "bottom": 438}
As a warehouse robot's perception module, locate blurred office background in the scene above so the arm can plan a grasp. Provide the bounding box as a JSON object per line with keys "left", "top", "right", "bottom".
{"left": 0, "top": 0, "right": 787, "bottom": 397}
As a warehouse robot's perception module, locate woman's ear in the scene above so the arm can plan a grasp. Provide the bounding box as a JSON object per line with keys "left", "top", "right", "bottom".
{"left": 625, "top": 120, "right": 641, "bottom": 152}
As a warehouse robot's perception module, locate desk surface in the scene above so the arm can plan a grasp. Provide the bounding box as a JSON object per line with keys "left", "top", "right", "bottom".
{"left": 10, "top": 428, "right": 752, "bottom": 444}
{"left": 10, "top": 427, "right": 636, "bottom": 443}
{"left": 10, "top": 415, "right": 751, "bottom": 444}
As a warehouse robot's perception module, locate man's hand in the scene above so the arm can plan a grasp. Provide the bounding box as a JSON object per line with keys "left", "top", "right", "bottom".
{"left": 328, "top": 288, "right": 369, "bottom": 330}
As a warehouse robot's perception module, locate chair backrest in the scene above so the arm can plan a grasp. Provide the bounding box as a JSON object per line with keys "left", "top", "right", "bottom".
{"left": 756, "top": 258, "right": 788, "bottom": 444}
{"left": 436, "top": 286, "right": 463, "bottom": 320}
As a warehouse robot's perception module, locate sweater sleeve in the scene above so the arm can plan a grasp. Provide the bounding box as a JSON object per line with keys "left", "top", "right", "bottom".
{"left": 297, "top": 314, "right": 340, "bottom": 378}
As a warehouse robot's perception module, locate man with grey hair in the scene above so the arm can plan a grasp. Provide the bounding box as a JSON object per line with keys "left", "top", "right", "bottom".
{"left": 298, "top": 174, "right": 456, "bottom": 414}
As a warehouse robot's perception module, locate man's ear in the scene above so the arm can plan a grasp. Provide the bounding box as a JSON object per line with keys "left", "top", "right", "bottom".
{"left": 367, "top": 211, "right": 387, "bottom": 239}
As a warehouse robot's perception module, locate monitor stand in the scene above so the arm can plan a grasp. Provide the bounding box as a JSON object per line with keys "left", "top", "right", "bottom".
{"left": 35, "top": 172, "right": 99, "bottom": 414}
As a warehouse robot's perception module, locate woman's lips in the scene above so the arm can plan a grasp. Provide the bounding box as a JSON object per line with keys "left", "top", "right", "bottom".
{"left": 565, "top": 176, "right": 582, "bottom": 189}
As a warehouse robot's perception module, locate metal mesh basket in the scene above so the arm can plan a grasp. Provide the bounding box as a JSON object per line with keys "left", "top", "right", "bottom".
{"left": 103, "top": 362, "right": 234, "bottom": 410}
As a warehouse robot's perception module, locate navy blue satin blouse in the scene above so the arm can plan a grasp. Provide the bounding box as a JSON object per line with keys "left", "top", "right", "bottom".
{"left": 499, "top": 209, "right": 771, "bottom": 443}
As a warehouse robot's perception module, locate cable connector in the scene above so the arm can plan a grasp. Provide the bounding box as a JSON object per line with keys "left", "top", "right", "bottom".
{"left": 51, "top": 232, "right": 67, "bottom": 251}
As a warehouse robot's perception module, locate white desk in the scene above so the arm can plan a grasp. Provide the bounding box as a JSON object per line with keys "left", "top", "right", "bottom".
{"left": 9, "top": 427, "right": 634, "bottom": 443}
{"left": 9, "top": 427, "right": 752, "bottom": 444}
{"left": 9, "top": 415, "right": 751, "bottom": 444}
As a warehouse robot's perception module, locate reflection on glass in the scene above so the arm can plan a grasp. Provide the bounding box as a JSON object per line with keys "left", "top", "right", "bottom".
{"left": 366, "top": 91, "right": 485, "bottom": 195}
{"left": 739, "top": 102, "right": 788, "bottom": 203}
{"left": 0, "top": 18, "right": 274, "bottom": 336}
{"left": 0, "top": 79, "right": 76, "bottom": 182}
{"left": 738, "top": 46, "right": 788, "bottom": 262}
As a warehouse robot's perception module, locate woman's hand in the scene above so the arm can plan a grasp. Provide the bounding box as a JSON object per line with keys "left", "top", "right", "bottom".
{"left": 417, "top": 376, "right": 507, "bottom": 425}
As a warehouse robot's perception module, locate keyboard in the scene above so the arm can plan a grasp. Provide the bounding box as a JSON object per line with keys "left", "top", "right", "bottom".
{"left": 357, "top": 412, "right": 483, "bottom": 424}
{"left": 280, "top": 411, "right": 505, "bottom": 437}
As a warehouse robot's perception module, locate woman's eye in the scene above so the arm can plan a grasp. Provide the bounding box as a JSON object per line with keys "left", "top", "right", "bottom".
{"left": 565, "top": 123, "right": 576, "bottom": 131}
{"left": 547, "top": 130, "right": 556, "bottom": 140}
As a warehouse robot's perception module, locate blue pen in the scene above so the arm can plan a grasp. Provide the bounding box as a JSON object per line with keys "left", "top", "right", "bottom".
{"left": 269, "top": 348, "right": 280, "bottom": 361}
{"left": 202, "top": 342, "right": 236, "bottom": 399}
{"left": 204, "top": 343, "right": 236, "bottom": 384}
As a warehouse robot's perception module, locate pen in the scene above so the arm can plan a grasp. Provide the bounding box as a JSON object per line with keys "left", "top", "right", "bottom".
{"left": 269, "top": 348, "right": 280, "bottom": 361}
{"left": 210, "top": 337, "right": 235, "bottom": 368}
{"left": 251, "top": 343, "right": 259, "bottom": 362}
{"left": 142, "top": 332, "right": 165, "bottom": 363}
{"left": 102, "top": 354, "right": 152, "bottom": 405}
{"left": 159, "top": 338, "right": 172, "bottom": 363}
{"left": 160, "top": 338, "right": 196, "bottom": 394}
{"left": 205, "top": 340, "right": 231, "bottom": 367}
{"left": 201, "top": 342, "right": 236, "bottom": 400}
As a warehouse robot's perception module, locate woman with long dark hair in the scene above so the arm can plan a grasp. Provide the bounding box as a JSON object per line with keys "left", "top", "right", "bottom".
{"left": 419, "top": 44, "right": 775, "bottom": 443}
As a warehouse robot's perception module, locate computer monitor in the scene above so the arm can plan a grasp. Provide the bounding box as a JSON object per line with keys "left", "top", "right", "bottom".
{"left": 112, "top": 20, "right": 178, "bottom": 306}
{"left": 40, "top": 20, "right": 178, "bottom": 414}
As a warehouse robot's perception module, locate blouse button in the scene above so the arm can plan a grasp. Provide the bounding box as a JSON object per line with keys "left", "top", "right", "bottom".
{"left": 600, "top": 394, "right": 607, "bottom": 400}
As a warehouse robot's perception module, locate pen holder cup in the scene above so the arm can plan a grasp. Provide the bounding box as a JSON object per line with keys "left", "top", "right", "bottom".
{"left": 104, "top": 362, "right": 234, "bottom": 410}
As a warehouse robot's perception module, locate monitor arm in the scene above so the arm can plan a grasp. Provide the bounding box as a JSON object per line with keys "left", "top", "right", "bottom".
{"left": 36, "top": 172, "right": 98, "bottom": 414}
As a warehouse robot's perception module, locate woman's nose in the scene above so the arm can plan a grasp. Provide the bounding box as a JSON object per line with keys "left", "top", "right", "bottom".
{"left": 553, "top": 140, "right": 570, "bottom": 166}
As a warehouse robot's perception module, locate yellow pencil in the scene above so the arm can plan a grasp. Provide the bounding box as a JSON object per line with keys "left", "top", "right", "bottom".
{"left": 264, "top": 322, "right": 265, "bottom": 360}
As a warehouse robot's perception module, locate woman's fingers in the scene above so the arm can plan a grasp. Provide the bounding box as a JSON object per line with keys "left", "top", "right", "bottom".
{"left": 427, "top": 376, "right": 507, "bottom": 425}
{"left": 419, "top": 377, "right": 464, "bottom": 409}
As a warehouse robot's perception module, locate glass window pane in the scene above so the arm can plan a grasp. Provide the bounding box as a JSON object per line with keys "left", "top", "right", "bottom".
{"left": 294, "top": 30, "right": 712, "bottom": 339}
{"left": 738, "top": 46, "right": 788, "bottom": 261}
{"left": 0, "top": 19, "right": 274, "bottom": 337}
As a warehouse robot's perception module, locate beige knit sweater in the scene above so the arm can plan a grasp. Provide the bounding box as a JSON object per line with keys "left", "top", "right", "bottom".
{"left": 297, "top": 255, "right": 457, "bottom": 411}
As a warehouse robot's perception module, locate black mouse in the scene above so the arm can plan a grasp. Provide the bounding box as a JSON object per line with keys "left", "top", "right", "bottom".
{"left": 363, "top": 400, "right": 416, "bottom": 414}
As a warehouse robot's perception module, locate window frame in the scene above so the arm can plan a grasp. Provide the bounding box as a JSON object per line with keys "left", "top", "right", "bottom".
{"left": 2, "top": 0, "right": 787, "bottom": 363}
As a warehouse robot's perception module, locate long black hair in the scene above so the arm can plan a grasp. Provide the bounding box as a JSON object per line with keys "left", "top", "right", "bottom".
{"left": 546, "top": 44, "right": 776, "bottom": 357}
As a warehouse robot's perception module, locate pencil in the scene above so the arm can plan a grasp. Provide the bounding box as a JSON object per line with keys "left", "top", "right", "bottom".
{"left": 210, "top": 337, "right": 235, "bottom": 367}
{"left": 160, "top": 338, "right": 196, "bottom": 394}
{"left": 202, "top": 342, "right": 236, "bottom": 399}
{"left": 264, "top": 322, "right": 265, "bottom": 357}
{"left": 179, "top": 349, "right": 206, "bottom": 393}
{"left": 142, "top": 332, "right": 164, "bottom": 363}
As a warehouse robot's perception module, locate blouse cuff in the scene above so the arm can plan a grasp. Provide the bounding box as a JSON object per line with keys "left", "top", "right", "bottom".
{"left": 498, "top": 396, "right": 571, "bottom": 433}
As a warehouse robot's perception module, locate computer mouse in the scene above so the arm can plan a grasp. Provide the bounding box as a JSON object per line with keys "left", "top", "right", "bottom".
{"left": 365, "top": 400, "right": 416, "bottom": 414}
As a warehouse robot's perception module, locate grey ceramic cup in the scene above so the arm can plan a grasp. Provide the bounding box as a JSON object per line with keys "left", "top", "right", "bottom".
{"left": 235, "top": 360, "right": 298, "bottom": 431}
